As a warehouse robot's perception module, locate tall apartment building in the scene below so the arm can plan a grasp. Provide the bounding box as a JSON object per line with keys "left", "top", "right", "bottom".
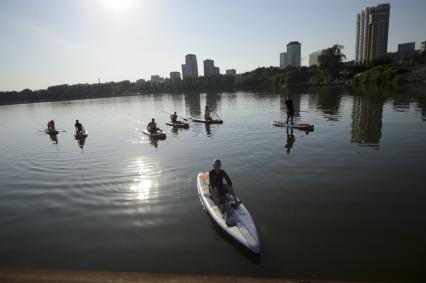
{"left": 226, "top": 69, "right": 237, "bottom": 76}
{"left": 355, "top": 3, "right": 390, "bottom": 63}
{"left": 203, "top": 59, "right": 215, "bottom": 76}
{"left": 309, "top": 50, "right": 323, "bottom": 66}
{"left": 280, "top": 52, "right": 287, "bottom": 68}
{"left": 280, "top": 42, "right": 301, "bottom": 68}
{"left": 286, "top": 41, "right": 301, "bottom": 67}
{"left": 181, "top": 54, "right": 198, "bottom": 78}
{"left": 170, "top": 72, "right": 181, "bottom": 80}
{"left": 214, "top": 67, "right": 220, "bottom": 75}
{"left": 421, "top": 41, "right": 426, "bottom": 53}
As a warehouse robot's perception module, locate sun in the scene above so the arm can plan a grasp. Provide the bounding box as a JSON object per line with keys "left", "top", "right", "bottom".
{"left": 103, "top": 0, "right": 136, "bottom": 13}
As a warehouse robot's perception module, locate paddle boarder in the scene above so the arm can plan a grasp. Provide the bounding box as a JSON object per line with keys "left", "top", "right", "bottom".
{"left": 74, "top": 119, "right": 84, "bottom": 133}
{"left": 170, "top": 112, "right": 178, "bottom": 123}
{"left": 285, "top": 96, "right": 294, "bottom": 125}
{"left": 204, "top": 105, "right": 212, "bottom": 121}
{"left": 147, "top": 118, "right": 158, "bottom": 134}
{"left": 47, "top": 120, "right": 56, "bottom": 131}
{"left": 209, "top": 159, "right": 240, "bottom": 209}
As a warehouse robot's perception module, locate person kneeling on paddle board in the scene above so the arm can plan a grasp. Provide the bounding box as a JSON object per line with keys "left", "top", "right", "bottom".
{"left": 209, "top": 159, "right": 240, "bottom": 209}
{"left": 47, "top": 120, "right": 56, "bottom": 131}
{"left": 170, "top": 112, "right": 178, "bottom": 123}
{"left": 75, "top": 119, "right": 84, "bottom": 133}
{"left": 147, "top": 118, "right": 158, "bottom": 134}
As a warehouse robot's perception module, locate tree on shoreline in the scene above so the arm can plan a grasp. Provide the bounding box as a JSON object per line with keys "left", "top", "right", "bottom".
{"left": 318, "top": 44, "right": 346, "bottom": 80}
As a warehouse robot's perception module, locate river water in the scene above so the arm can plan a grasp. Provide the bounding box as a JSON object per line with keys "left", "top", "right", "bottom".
{"left": 0, "top": 88, "right": 425, "bottom": 282}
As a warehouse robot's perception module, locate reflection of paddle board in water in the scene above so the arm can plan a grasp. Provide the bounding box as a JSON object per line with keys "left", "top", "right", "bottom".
{"left": 272, "top": 121, "right": 314, "bottom": 130}
{"left": 196, "top": 172, "right": 260, "bottom": 254}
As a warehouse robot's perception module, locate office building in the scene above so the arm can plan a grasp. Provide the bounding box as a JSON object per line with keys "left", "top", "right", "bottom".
{"left": 181, "top": 54, "right": 198, "bottom": 78}
{"left": 150, "top": 75, "right": 163, "bottom": 83}
{"left": 355, "top": 3, "right": 390, "bottom": 63}
{"left": 398, "top": 42, "right": 415, "bottom": 53}
{"left": 280, "top": 52, "right": 287, "bottom": 68}
{"left": 226, "top": 69, "right": 237, "bottom": 76}
{"left": 170, "top": 72, "right": 181, "bottom": 80}
{"left": 286, "top": 41, "right": 301, "bottom": 67}
{"left": 421, "top": 41, "right": 426, "bottom": 53}
{"left": 280, "top": 42, "right": 301, "bottom": 68}
{"left": 203, "top": 59, "right": 215, "bottom": 76}
{"left": 309, "top": 50, "right": 323, "bottom": 66}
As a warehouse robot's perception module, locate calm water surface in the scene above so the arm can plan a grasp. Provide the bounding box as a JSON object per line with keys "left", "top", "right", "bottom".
{"left": 1, "top": 88, "right": 425, "bottom": 282}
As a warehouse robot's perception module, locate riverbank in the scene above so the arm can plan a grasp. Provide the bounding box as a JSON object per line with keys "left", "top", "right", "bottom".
{"left": 0, "top": 268, "right": 381, "bottom": 283}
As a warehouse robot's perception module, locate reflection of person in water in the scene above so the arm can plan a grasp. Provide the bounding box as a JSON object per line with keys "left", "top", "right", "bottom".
{"left": 205, "top": 123, "right": 211, "bottom": 136}
{"left": 50, "top": 134, "right": 58, "bottom": 144}
{"left": 285, "top": 128, "right": 295, "bottom": 154}
{"left": 77, "top": 136, "right": 86, "bottom": 149}
{"left": 149, "top": 136, "right": 158, "bottom": 148}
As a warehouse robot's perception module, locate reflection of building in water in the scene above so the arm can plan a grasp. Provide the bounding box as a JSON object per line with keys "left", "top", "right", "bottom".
{"left": 184, "top": 93, "right": 201, "bottom": 117}
{"left": 417, "top": 96, "right": 426, "bottom": 121}
{"left": 351, "top": 95, "right": 384, "bottom": 144}
{"left": 310, "top": 87, "right": 342, "bottom": 121}
{"left": 205, "top": 92, "right": 222, "bottom": 110}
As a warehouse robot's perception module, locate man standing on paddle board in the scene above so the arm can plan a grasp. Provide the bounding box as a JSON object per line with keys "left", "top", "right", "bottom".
{"left": 285, "top": 96, "right": 294, "bottom": 125}
{"left": 204, "top": 105, "right": 212, "bottom": 121}
{"left": 209, "top": 159, "right": 240, "bottom": 209}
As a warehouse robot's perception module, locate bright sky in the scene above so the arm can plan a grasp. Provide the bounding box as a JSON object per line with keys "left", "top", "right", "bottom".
{"left": 1, "top": 0, "right": 425, "bottom": 91}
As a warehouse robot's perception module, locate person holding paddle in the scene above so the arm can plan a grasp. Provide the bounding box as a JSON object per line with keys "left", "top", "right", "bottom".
{"left": 209, "top": 159, "right": 240, "bottom": 209}
{"left": 204, "top": 105, "right": 212, "bottom": 121}
{"left": 285, "top": 96, "right": 295, "bottom": 125}
{"left": 47, "top": 120, "right": 56, "bottom": 131}
{"left": 147, "top": 118, "right": 159, "bottom": 134}
{"left": 170, "top": 112, "right": 178, "bottom": 123}
{"left": 74, "top": 119, "right": 85, "bottom": 134}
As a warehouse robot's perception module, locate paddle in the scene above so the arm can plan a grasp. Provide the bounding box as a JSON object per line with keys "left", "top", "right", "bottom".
{"left": 162, "top": 110, "right": 188, "bottom": 121}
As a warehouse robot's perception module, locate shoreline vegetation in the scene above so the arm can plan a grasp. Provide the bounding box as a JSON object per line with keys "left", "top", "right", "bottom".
{"left": 1, "top": 46, "right": 425, "bottom": 106}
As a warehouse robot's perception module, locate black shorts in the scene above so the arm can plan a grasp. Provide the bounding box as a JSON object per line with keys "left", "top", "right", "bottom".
{"left": 287, "top": 110, "right": 294, "bottom": 117}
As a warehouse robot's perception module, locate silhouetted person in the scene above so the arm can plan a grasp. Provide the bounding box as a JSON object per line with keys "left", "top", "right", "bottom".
{"left": 285, "top": 97, "right": 294, "bottom": 124}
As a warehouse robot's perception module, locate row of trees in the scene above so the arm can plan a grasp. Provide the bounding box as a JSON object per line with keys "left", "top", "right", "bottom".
{"left": 3, "top": 45, "right": 424, "bottom": 105}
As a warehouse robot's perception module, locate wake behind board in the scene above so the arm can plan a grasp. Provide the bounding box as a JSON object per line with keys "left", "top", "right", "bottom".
{"left": 197, "top": 172, "right": 260, "bottom": 254}
{"left": 272, "top": 121, "right": 314, "bottom": 130}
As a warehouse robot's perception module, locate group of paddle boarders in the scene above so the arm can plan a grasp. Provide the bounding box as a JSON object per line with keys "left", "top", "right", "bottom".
{"left": 45, "top": 119, "right": 86, "bottom": 135}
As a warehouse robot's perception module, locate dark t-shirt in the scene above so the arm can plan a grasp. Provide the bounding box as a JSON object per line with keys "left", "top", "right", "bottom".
{"left": 285, "top": 99, "right": 294, "bottom": 116}
{"left": 209, "top": 169, "right": 232, "bottom": 189}
{"left": 75, "top": 122, "right": 82, "bottom": 131}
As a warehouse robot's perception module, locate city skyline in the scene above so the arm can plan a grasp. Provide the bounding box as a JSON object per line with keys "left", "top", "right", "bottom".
{"left": 1, "top": 0, "right": 426, "bottom": 91}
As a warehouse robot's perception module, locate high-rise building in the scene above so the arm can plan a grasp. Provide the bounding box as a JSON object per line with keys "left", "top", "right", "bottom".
{"left": 181, "top": 54, "right": 198, "bottom": 78}
{"left": 170, "top": 72, "right": 181, "bottom": 80}
{"left": 226, "top": 69, "right": 237, "bottom": 76}
{"left": 280, "top": 52, "right": 287, "bottom": 68}
{"left": 355, "top": 3, "right": 390, "bottom": 63}
{"left": 214, "top": 67, "right": 220, "bottom": 75}
{"left": 203, "top": 59, "right": 215, "bottom": 76}
{"left": 421, "top": 41, "right": 426, "bottom": 53}
{"left": 150, "top": 75, "right": 163, "bottom": 83}
{"left": 309, "top": 50, "right": 323, "bottom": 66}
{"left": 286, "top": 41, "right": 301, "bottom": 67}
{"left": 398, "top": 42, "right": 415, "bottom": 53}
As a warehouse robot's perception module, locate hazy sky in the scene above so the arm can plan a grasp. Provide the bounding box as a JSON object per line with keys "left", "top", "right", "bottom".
{"left": 1, "top": 0, "right": 425, "bottom": 91}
